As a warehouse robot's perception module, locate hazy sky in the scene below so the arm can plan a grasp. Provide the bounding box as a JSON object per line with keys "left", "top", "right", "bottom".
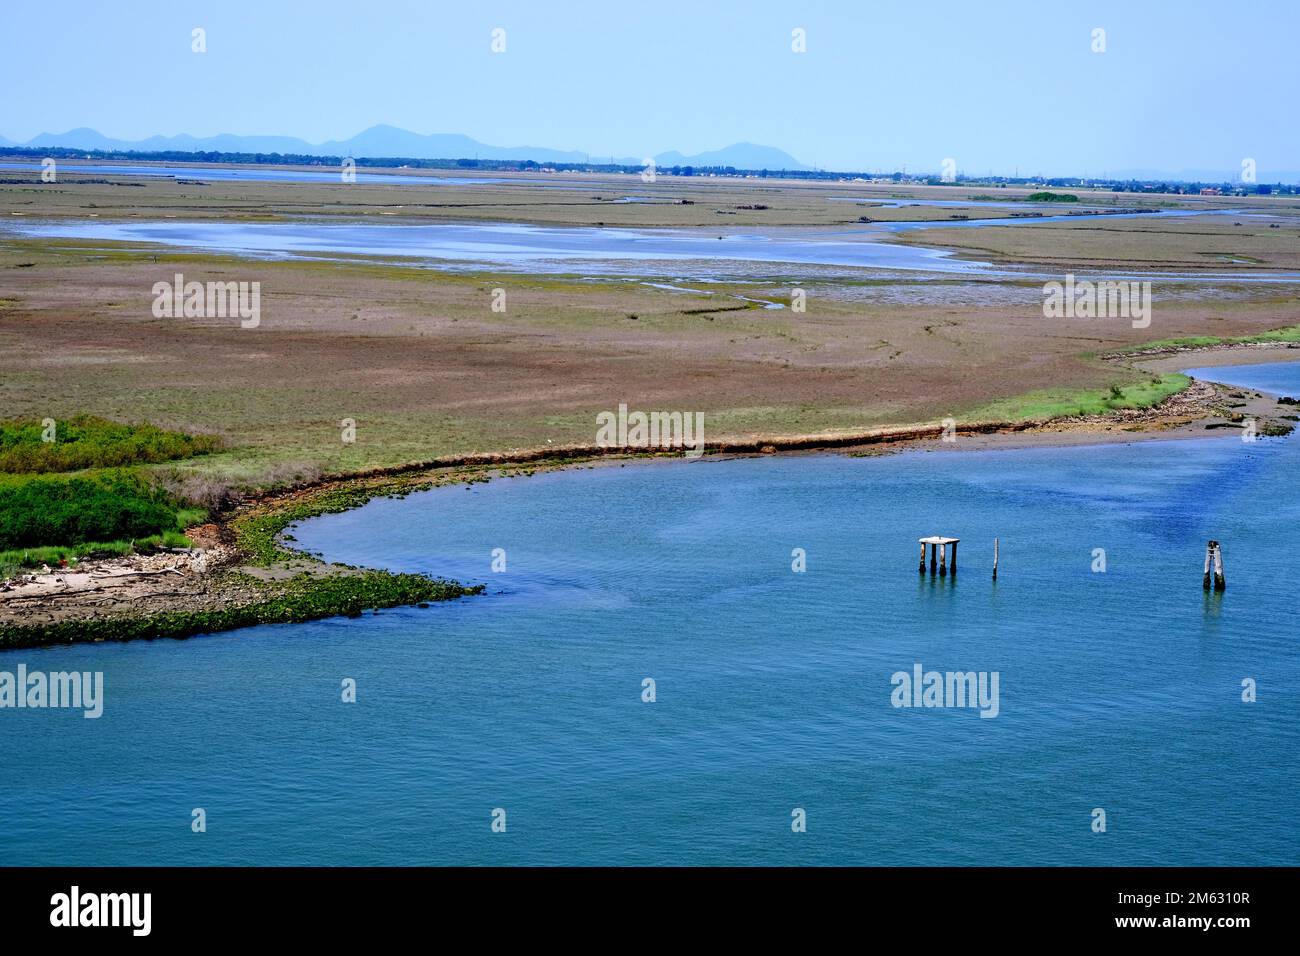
{"left": 3, "top": 0, "right": 1295, "bottom": 177}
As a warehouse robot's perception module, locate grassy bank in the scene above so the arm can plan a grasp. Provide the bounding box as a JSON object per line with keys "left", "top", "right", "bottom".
{"left": 1109, "top": 325, "right": 1300, "bottom": 355}
{"left": 0, "top": 532, "right": 195, "bottom": 579}
{"left": 0, "top": 417, "right": 220, "bottom": 574}
{"left": 0, "top": 569, "right": 482, "bottom": 649}
{"left": 964, "top": 373, "right": 1191, "bottom": 422}
{"left": 0, "top": 415, "right": 485, "bottom": 646}
{"left": 0, "top": 415, "right": 220, "bottom": 473}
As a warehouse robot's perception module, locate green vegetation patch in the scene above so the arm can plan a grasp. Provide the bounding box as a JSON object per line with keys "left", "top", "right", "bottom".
{"left": 0, "top": 531, "right": 194, "bottom": 578}
{"left": 0, "top": 570, "right": 483, "bottom": 649}
{"left": 966, "top": 373, "right": 1191, "bottom": 422}
{"left": 1025, "top": 191, "right": 1080, "bottom": 203}
{"left": 0, "top": 415, "right": 221, "bottom": 473}
{"left": 0, "top": 416, "right": 219, "bottom": 566}
{"left": 1112, "top": 324, "right": 1300, "bottom": 354}
{"left": 0, "top": 470, "right": 186, "bottom": 551}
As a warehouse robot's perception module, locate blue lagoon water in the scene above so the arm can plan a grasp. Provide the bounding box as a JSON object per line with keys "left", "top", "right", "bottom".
{"left": 2, "top": 364, "right": 1299, "bottom": 866}
{"left": 1184, "top": 359, "right": 1300, "bottom": 398}
{"left": 12, "top": 210, "right": 1300, "bottom": 284}
{"left": 7, "top": 218, "right": 984, "bottom": 276}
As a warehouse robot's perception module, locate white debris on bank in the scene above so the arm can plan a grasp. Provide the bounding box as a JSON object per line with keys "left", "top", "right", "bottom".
{"left": 0, "top": 549, "right": 214, "bottom": 598}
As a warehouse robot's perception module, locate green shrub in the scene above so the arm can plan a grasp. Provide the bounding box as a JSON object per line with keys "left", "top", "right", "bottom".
{"left": 0, "top": 416, "right": 220, "bottom": 473}
{"left": 0, "top": 470, "right": 181, "bottom": 550}
{"left": 966, "top": 374, "right": 1191, "bottom": 423}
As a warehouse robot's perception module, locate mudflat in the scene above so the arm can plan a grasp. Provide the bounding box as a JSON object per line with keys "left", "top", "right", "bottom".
{"left": 3, "top": 166, "right": 1299, "bottom": 480}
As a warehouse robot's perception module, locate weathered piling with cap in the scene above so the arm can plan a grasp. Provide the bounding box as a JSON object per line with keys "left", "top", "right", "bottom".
{"left": 918, "top": 536, "right": 959, "bottom": 578}
{"left": 1203, "top": 540, "right": 1226, "bottom": 591}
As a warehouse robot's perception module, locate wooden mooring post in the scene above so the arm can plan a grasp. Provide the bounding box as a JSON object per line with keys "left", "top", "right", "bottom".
{"left": 993, "top": 537, "right": 999, "bottom": 581}
{"left": 918, "top": 537, "right": 959, "bottom": 578}
{"left": 1203, "top": 540, "right": 1226, "bottom": 591}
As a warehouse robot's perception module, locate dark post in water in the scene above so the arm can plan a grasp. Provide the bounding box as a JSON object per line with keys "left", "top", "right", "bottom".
{"left": 1203, "top": 540, "right": 1226, "bottom": 592}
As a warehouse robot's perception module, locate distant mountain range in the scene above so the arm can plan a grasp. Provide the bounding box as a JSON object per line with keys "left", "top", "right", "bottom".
{"left": 7, "top": 128, "right": 1296, "bottom": 182}
{"left": 0, "top": 125, "right": 810, "bottom": 170}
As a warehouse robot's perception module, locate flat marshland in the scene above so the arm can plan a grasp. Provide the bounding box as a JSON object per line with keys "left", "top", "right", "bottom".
{"left": 1, "top": 163, "right": 1235, "bottom": 226}
{"left": 2, "top": 161, "right": 1299, "bottom": 639}
{"left": 2, "top": 163, "right": 1299, "bottom": 478}
{"left": 2, "top": 168, "right": 1300, "bottom": 871}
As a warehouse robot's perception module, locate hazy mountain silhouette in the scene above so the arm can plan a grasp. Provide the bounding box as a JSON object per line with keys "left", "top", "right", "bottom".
{"left": 6, "top": 125, "right": 810, "bottom": 169}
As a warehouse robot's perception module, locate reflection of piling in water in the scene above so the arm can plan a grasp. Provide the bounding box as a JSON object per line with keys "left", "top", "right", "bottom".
{"left": 918, "top": 537, "right": 959, "bottom": 578}
{"left": 1203, "top": 540, "right": 1226, "bottom": 591}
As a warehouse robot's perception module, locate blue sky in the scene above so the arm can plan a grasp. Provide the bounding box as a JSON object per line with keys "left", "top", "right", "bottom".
{"left": 2, "top": 0, "right": 1295, "bottom": 177}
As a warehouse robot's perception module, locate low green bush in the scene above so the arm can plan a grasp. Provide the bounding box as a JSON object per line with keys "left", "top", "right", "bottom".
{"left": 0, "top": 416, "right": 220, "bottom": 473}
{"left": 0, "top": 470, "right": 183, "bottom": 550}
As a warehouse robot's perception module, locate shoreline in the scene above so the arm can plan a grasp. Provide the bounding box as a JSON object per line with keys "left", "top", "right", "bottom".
{"left": 2, "top": 343, "right": 1297, "bottom": 648}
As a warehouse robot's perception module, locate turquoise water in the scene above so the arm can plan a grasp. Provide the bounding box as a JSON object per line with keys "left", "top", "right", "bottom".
{"left": 2, "top": 364, "right": 1299, "bottom": 866}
